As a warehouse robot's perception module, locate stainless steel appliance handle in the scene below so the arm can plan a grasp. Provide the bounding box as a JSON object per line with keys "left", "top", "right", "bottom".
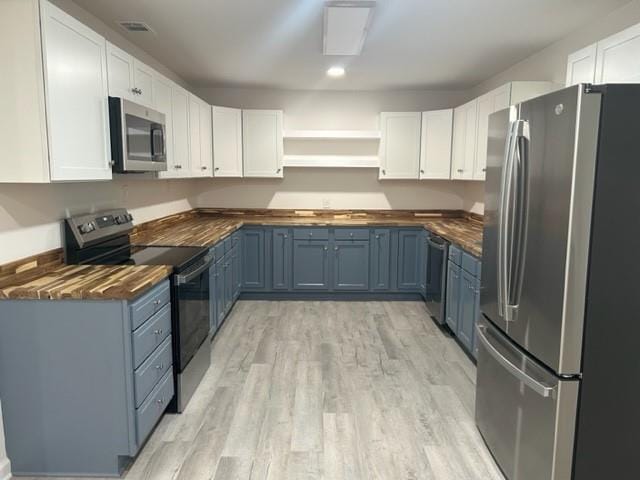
{"left": 476, "top": 324, "right": 556, "bottom": 398}
{"left": 150, "top": 125, "right": 165, "bottom": 159}
{"left": 175, "top": 255, "right": 214, "bottom": 285}
{"left": 498, "top": 120, "right": 517, "bottom": 318}
{"left": 426, "top": 236, "right": 447, "bottom": 251}
{"left": 506, "top": 120, "right": 531, "bottom": 319}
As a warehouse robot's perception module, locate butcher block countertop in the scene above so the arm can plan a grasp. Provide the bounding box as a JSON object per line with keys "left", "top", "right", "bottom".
{"left": 0, "top": 208, "right": 482, "bottom": 301}
{"left": 131, "top": 208, "right": 484, "bottom": 257}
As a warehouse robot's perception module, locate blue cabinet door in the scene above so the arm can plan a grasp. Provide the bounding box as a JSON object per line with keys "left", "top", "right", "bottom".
{"left": 457, "top": 269, "right": 476, "bottom": 352}
{"left": 242, "top": 229, "right": 265, "bottom": 290}
{"left": 445, "top": 260, "right": 461, "bottom": 332}
{"left": 224, "top": 254, "right": 233, "bottom": 314}
{"left": 419, "top": 230, "right": 429, "bottom": 298}
{"left": 209, "top": 263, "right": 217, "bottom": 334}
{"left": 370, "top": 229, "right": 390, "bottom": 290}
{"left": 232, "top": 244, "right": 241, "bottom": 300}
{"left": 332, "top": 240, "right": 370, "bottom": 291}
{"left": 293, "top": 240, "right": 329, "bottom": 290}
{"left": 214, "top": 260, "right": 225, "bottom": 328}
{"left": 272, "top": 228, "right": 292, "bottom": 290}
{"left": 397, "top": 229, "right": 421, "bottom": 290}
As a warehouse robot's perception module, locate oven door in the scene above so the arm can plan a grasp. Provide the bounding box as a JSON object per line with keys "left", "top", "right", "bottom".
{"left": 173, "top": 257, "right": 212, "bottom": 372}
{"left": 109, "top": 97, "right": 167, "bottom": 172}
{"left": 475, "top": 316, "right": 579, "bottom": 480}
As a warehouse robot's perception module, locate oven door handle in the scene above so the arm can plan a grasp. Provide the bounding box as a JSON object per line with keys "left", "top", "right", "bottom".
{"left": 476, "top": 323, "right": 556, "bottom": 398}
{"left": 175, "top": 255, "right": 214, "bottom": 285}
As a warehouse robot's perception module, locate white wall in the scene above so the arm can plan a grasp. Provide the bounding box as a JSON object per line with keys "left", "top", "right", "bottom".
{"left": 194, "top": 87, "right": 469, "bottom": 210}
{"left": 462, "top": 0, "right": 640, "bottom": 213}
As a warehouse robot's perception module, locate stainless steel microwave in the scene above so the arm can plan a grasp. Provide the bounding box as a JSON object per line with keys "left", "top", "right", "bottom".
{"left": 108, "top": 97, "right": 167, "bottom": 173}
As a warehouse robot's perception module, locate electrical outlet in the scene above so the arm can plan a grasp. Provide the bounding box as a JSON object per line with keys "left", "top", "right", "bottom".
{"left": 322, "top": 198, "right": 331, "bottom": 210}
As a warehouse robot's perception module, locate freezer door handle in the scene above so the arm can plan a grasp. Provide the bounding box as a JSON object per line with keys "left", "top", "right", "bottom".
{"left": 476, "top": 324, "right": 556, "bottom": 398}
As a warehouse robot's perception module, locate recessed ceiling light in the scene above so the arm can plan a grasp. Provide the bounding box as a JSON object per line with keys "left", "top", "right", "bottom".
{"left": 327, "top": 66, "right": 345, "bottom": 77}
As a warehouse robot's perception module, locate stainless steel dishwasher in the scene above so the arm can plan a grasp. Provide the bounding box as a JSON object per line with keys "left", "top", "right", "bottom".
{"left": 424, "top": 234, "right": 449, "bottom": 325}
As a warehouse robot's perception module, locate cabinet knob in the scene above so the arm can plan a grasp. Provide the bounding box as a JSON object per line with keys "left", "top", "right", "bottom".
{"left": 420, "top": 169, "right": 425, "bottom": 174}
{"left": 334, "top": 246, "right": 339, "bottom": 251}
{"left": 214, "top": 167, "right": 220, "bottom": 171}
{"left": 457, "top": 169, "right": 464, "bottom": 173}
{"left": 382, "top": 169, "right": 386, "bottom": 175}
{"left": 109, "top": 160, "right": 115, "bottom": 167}
{"left": 482, "top": 168, "right": 486, "bottom": 172}
{"left": 323, "top": 246, "right": 328, "bottom": 251}
{"left": 131, "top": 87, "right": 142, "bottom": 95}
{"left": 283, "top": 234, "right": 288, "bottom": 239}
{"left": 156, "top": 397, "right": 164, "bottom": 405}
{"left": 175, "top": 165, "right": 182, "bottom": 170}
{"left": 375, "top": 234, "right": 380, "bottom": 239}
{"left": 276, "top": 168, "right": 281, "bottom": 173}
{"left": 349, "top": 232, "right": 353, "bottom": 237}
{"left": 309, "top": 232, "right": 313, "bottom": 237}
{"left": 201, "top": 166, "right": 207, "bottom": 170}
{"left": 153, "top": 329, "right": 163, "bottom": 335}
{"left": 153, "top": 299, "right": 161, "bottom": 306}
{"left": 156, "top": 363, "right": 164, "bottom": 370}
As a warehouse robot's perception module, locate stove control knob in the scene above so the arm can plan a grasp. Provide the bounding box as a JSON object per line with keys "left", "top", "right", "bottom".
{"left": 126, "top": 213, "right": 133, "bottom": 222}
{"left": 79, "top": 222, "right": 95, "bottom": 234}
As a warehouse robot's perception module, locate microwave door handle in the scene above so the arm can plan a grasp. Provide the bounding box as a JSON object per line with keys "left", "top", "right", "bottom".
{"left": 498, "top": 122, "right": 516, "bottom": 319}
{"left": 476, "top": 324, "right": 556, "bottom": 398}
{"left": 150, "top": 125, "right": 164, "bottom": 159}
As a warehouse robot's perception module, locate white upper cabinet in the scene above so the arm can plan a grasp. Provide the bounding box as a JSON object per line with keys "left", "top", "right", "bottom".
{"left": 566, "top": 44, "right": 597, "bottom": 86}
{"left": 188, "top": 94, "right": 213, "bottom": 177}
{"left": 451, "top": 100, "right": 478, "bottom": 180}
{"left": 42, "top": 1, "right": 112, "bottom": 181}
{"left": 595, "top": 23, "right": 640, "bottom": 83}
{"left": 0, "top": 0, "right": 112, "bottom": 183}
{"left": 106, "top": 42, "right": 154, "bottom": 107}
{"left": 379, "top": 112, "right": 421, "bottom": 179}
{"left": 242, "top": 109, "right": 283, "bottom": 178}
{"left": 473, "top": 84, "right": 511, "bottom": 180}
{"left": 154, "top": 74, "right": 177, "bottom": 179}
{"left": 171, "top": 85, "right": 191, "bottom": 176}
{"left": 212, "top": 106, "right": 243, "bottom": 177}
{"left": 419, "top": 109, "right": 453, "bottom": 180}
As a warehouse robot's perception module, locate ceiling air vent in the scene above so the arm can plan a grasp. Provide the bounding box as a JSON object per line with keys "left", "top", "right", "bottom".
{"left": 118, "top": 21, "right": 154, "bottom": 33}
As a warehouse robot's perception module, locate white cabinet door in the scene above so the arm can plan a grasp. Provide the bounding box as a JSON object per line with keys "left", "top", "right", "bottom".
{"left": 474, "top": 84, "right": 511, "bottom": 180}
{"left": 133, "top": 60, "right": 154, "bottom": 107}
{"left": 451, "top": 100, "right": 478, "bottom": 180}
{"left": 171, "top": 85, "right": 190, "bottom": 176}
{"left": 106, "top": 42, "right": 134, "bottom": 100}
{"left": 212, "top": 106, "right": 243, "bottom": 177}
{"left": 419, "top": 109, "right": 453, "bottom": 180}
{"left": 379, "top": 112, "right": 421, "bottom": 179}
{"left": 242, "top": 109, "right": 283, "bottom": 178}
{"left": 154, "top": 75, "right": 179, "bottom": 179}
{"left": 566, "top": 44, "right": 597, "bottom": 86}
{"left": 188, "top": 94, "right": 202, "bottom": 176}
{"left": 41, "top": 1, "right": 111, "bottom": 181}
{"left": 199, "top": 100, "right": 213, "bottom": 177}
{"left": 595, "top": 23, "right": 640, "bottom": 83}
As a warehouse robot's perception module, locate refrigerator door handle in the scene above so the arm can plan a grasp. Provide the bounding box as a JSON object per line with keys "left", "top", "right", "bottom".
{"left": 498, "top": 120, "right": 517, "bottom": 319}
{"left": 476, "top": 324, "right": 556, "bottom": 398}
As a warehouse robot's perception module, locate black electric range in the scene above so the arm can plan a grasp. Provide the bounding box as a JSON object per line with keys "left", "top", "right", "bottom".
{"left": 63, "top": 209, "right": 212, "bottom": 413}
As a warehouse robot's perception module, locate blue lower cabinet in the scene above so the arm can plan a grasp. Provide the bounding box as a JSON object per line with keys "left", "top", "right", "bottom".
{"left": 232, "top": 244, "right": 241, "bottom": 300}
{"left": 242, "top": 229, "right": 265, "bottom": 290}
{"left": 332, "top": 240, "right": 370, "bottom": 291}
{"left": 446, "top": 260, "right": 461, "bottom": 333}
{"left": 397, "top": 229, "right": 422, "bottom": 290}
{"left": 214, "top": 260, "right": 225, "bottom": 327}
{"left": 370, "top": 229, "right": 391, "bottom": 290}
{"left": 272, "top": 228, "right": 292, "bottom": 290}
{"left": 223, "top": 253, "right": 233, "bottom": 314}
{"left": 293, "top": 239, "right": 330, "bottom": 290}
{"left": 419, "top": 230, "right": 429, "bottom": 298}
{"left": 457, "top": 269, "right": 477, "bottom": 352}
{"left": 209, "top": 262, "right": 217, "bottom": 333}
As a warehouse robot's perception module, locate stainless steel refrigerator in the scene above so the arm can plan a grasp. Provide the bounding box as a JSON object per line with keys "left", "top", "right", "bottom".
{"left": 476, "top": 84, "right": 640, "bottom": 480}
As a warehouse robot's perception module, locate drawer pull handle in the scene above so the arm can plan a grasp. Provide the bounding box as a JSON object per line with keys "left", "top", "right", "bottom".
{"left": 156, "top": 397, "right": 164, "bottom": 405}
{"left": 154, "top": 329, "right": 164, "bottom": 336}
{"left": 153, "top": 299, "right": 162, "bottom": 306}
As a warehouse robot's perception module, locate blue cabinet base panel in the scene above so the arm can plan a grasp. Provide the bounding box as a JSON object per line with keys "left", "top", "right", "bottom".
{"left": 240, "top": 292, "right": 424, "bottom": 301}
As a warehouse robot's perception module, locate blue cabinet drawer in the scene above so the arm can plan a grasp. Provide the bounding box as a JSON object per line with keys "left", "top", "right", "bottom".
{"left": 334, "top": 228, "right": 369, "bottom": 241}
{"left": 448, "top": 245, "right": 462, "bottom": 266}
{"left": 132, "top": 303, "right": 171, "bottom": 368}
{"left": 461, "top": 252, "right": 481, "bottom": 277}
{"left": 133, "top": 336, "right": 173, "bottom": 408}
{"left": 293, "top": 228, "right": 329, "bottom": 240}
{"left": 136, "top": 370, "right": 173, "bottom": 446}
{"left": 213, "top": 240, "right": 225, "bottom": 262}
{"left": 129, "top": 280, "right": 171, "bottom": 331}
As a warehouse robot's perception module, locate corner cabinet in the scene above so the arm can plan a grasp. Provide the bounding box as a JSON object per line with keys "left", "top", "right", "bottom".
{"left": 379, "top": 112, "right": 422, "bottom": 179}
{"left": 0, "top": 0, "right": 112, "bottom": 183}
{"left": 212, "top": 106, "right": 243, "bottom": 177}
{"left": 242, "top": 109, "right": 283, "bottom": 178}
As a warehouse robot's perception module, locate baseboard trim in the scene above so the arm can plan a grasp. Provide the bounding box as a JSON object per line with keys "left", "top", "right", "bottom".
{"left": 239, "top": 291, "right": 424, "bottom": 301}
{"left": 0, "top": 457, "right": 11, "bottom": 480}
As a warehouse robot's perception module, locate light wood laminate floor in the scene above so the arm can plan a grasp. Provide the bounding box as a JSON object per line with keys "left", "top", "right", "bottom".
{"left": 24, "top": 301, "right": 503, "bottom": 480}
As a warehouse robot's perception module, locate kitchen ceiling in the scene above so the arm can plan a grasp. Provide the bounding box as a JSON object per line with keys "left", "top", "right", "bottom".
{"left": 71, "top": 0, "right": 630, "bottom": 90}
